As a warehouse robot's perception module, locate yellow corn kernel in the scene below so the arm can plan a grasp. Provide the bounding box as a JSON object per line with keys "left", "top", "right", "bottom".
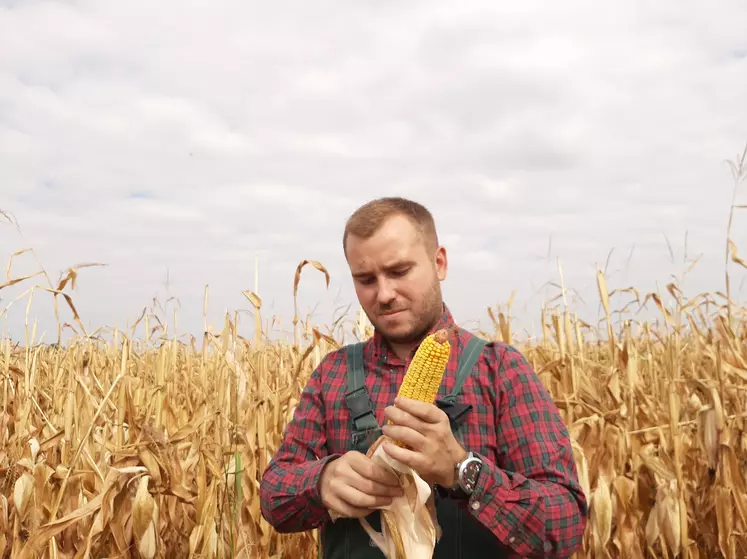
{"left": 398, "top": 330, "right": 451, "bottom": 404}
{"left": 397, "top": 328, "right": 451, "bottom": 404}
{"left": 388, "top": 329, "right": 451, "bottom": 448}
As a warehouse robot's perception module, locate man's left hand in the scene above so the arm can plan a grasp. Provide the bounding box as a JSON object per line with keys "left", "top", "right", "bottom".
{"left": 381, "top": 396, "right": 467, "bottom": 488}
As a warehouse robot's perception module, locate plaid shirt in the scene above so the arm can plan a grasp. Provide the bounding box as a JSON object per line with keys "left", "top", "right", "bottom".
{"left": 260, "top": 305, "right": 588, "bottom": 559}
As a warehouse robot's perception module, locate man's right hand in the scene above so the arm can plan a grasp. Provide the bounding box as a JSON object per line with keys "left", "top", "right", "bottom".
{"left": 319, "top": 451, "right": 404, "bottom": 519}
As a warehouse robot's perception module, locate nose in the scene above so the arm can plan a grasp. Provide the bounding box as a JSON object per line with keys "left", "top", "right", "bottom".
{"left": 377, "top": 278, "right": 396, "bottom": 306}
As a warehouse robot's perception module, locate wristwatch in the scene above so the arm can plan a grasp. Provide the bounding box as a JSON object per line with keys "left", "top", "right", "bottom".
{"left": 455, "top": 451, "right": 482, "bottom": 495}
{"left": 437, "top": 451, "right": 482, "bottom": 499}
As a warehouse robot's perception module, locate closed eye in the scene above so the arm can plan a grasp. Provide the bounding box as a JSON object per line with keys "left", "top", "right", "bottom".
{"left": 353, "top": 265, "right": 412, "bottom": 285}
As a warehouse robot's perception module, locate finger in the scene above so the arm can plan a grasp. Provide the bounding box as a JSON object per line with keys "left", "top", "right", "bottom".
{"left": 327, "top": 494, "right": 376, "bottom": 519}
{"left": 384, "top": 405, "right": 425, "bottom": 430}
{"left": 326, "top": 469, "right": 394, "bottom": 517}
{"left": 381, "top": 424, "right": 427, "bottom": 450}
{"left": 348, "top": 454, "right": 401, "bottom": 487}
{"left": 381, "top": 442, "right": 427, "bottom": 471}
{"left": 337, "top": 483, "right": 396, "bottom": 511}
{"left": 348, "top": 471, "right": 404, "bottom": 498}
{"left": 393, "top": 397, "right": 443, "bottom": 423}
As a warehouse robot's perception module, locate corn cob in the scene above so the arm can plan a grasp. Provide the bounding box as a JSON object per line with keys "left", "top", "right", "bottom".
{"left": 396, "top": 328, "right": 451, "bottom": 404}
{"left": 388, "top": 329, "right": 451, "bottom": 448}
{"left": 359, "top": 331, "right": 451, "bottom": 558}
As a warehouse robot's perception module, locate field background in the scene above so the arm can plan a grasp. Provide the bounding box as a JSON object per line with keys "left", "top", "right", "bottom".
{"left": 2, "top": 152, "right": 747, "bottom": 559}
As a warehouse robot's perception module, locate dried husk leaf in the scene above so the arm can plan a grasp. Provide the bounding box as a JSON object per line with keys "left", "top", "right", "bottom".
{"left": 0, "top": 494, "right": 8, "bottom": 555}
{"left": 353, "top": 435, "right": 438, "bottom": 559}
{"left": 699, "top": 407, "right": 719, "bottom": 471}
{"left": 13, "top": 472, "right": 34, "bottom": 520}
{"left": 132, "top": 475, "right": 159, "bottom": 559}
{"left": 715, "top": 485, "right": 735, "bottom": 559}
{"left": 590, "top": 473, "right": 612, "bottom": 557}
{"left": 660, "top": 481, "right": 681, "bottom": 556}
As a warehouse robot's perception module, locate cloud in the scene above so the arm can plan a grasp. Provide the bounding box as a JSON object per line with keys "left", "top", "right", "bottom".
{"left": 0, "top": 0, "right": 746, "bottom": 342}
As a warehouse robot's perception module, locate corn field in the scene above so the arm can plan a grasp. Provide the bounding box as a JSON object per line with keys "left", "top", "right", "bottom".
{"left": 0, "top": 258, "right": 746, "bottom": 559}
{"left": 2, "top": 143, "right": 747, "bottom": 557}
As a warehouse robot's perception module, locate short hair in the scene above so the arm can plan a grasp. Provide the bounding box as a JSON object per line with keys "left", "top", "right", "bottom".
{"left": 343, "top": 197, "right": 439, "bottom": 257}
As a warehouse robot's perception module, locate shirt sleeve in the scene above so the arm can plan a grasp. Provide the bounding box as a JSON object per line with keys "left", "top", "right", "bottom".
{"left": 259, "top": 360, "right": 340, "bottom": 533}
{"left": 463, "top": 343, "right": 588, "bottom": 559}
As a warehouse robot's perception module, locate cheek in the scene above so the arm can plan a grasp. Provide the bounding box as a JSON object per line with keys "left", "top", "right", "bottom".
{"left": 354, "top": 285, "right": 376, "bottom": 306}
{"left": 399, "top": 276, "right": 427, "bottom": 299}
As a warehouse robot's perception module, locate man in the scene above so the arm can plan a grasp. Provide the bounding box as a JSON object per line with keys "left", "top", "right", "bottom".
{"left": 260, "top": 197, "right": 588, "bottom": 558}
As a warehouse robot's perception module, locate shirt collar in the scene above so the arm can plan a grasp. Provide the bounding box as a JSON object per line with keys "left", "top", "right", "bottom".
{"left": 369, "top": 302, "right": 456, "bottom": 365}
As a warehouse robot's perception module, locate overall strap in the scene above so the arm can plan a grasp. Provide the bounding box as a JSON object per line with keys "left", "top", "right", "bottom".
{"left": 436, "top": 333, "right": 487, "bottom": 426}
{"left": 446, "top": 333, "right": 487, "bottom": 401}
{"left": 344, "top": 342, "right": 379, "bottom": 433}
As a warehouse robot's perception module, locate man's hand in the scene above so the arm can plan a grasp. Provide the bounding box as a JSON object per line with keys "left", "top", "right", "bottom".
{"left": 319, "top": 451, "right": 404, "bottom": 519}
{"left": 381, "top": 397, "right": 468, "bottom": 487}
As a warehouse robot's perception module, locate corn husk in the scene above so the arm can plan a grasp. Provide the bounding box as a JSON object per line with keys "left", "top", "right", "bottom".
{"left": 359, "top": 435, "right": 440, "bottom": 559}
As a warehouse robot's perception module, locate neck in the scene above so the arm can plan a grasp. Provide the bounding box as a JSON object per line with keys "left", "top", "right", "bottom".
{"left": 388, "top": 339, "right": 418, "bottom": 361}
{"left": 374, "top": 303, "right": 450, "bottom": 361}
{"left": 384, "top": 320, "right": 439, "bottom": 361}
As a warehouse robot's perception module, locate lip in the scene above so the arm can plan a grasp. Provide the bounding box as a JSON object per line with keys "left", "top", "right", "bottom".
{"left": 380, "top": 310, "right": 405, "bottom": 317}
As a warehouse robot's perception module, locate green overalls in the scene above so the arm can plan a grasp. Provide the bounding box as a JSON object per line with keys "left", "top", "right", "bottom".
{"left": 319, "top": 333, "right": 514, "bottom": 558}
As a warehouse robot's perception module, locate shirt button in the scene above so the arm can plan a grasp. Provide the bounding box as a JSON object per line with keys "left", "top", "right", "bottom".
{"left": 471, "top": 501, "right": 480, "bottom": 510}
{"left": 509, "top": 536, "right": 515, "bottom": 543}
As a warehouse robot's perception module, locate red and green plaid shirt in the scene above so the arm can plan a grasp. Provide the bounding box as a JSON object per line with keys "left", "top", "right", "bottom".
{"left": 260, "top": 305, "right": 588, "bottom": 558}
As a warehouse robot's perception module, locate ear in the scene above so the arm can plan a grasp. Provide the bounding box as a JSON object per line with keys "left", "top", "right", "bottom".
{"left": 434, "top": 246, "right": 447, "bottom": 281}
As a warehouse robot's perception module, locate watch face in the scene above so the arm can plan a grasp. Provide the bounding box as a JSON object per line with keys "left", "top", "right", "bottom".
{"left": 460, "top": 458, "right": 481, "bottom": 493}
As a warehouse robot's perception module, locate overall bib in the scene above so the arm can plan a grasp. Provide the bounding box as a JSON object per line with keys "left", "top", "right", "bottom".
{"left": 319, "top": 334, "right": 514, "bottom": 558}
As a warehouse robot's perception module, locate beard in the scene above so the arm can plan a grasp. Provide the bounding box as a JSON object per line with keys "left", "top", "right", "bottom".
{"left": 369, "top": 279, "right": 444, "bottom": 345}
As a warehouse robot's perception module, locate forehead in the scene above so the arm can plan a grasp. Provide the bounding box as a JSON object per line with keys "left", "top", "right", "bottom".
{"left": 346, "top": 215, "right": 424, "bottom": 273}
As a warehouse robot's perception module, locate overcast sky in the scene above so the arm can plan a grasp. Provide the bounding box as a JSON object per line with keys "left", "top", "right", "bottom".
{"left": 1, "top": 0, "right": 746, "bottom": 345}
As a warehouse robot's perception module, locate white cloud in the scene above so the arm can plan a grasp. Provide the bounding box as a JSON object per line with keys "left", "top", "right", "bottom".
{"left": 0, "top": 0, "right": 746, "bottom": 342}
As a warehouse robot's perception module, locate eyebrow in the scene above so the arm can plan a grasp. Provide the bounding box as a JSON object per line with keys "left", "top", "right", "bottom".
{"left": 351, "top": 260, "right": 415, "bottom": 279}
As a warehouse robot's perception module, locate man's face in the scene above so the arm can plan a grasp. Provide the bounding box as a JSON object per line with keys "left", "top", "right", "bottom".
{"left": 345, "top": 214, "right": 447, "bottom": 344}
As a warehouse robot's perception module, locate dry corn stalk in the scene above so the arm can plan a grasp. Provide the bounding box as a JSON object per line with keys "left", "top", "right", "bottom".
{"left": 4, "top": 253, "right": 747, "bottom": 558}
